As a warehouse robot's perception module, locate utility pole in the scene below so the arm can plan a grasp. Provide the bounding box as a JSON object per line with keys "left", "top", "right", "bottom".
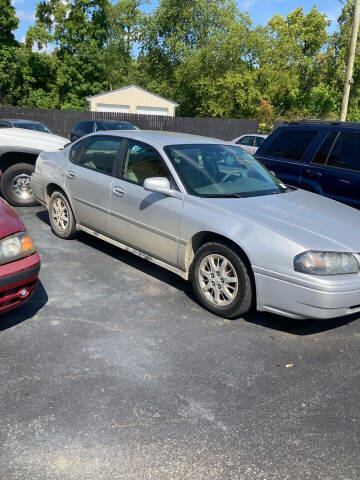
{"left": 340, "top": 0, "right": 360, "bottom": 121}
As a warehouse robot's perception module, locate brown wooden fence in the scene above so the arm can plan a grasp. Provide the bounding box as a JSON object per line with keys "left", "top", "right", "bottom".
{"left": 0, "top": 106, "right": 259, "bottom": 140}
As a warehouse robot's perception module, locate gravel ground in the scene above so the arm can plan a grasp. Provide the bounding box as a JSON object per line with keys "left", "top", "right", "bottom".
{"left": 0, "top": 206, "right": 359, "bottom": 480}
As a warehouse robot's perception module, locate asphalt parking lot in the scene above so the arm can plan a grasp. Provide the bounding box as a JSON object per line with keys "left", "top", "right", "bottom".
{"left": 1, "top": 205, "right": 360, "bottom": 480}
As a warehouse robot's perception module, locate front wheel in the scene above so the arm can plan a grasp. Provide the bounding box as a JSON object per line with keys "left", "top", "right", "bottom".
{"left": 1, "top": 163, "right": 38, "bottom": 206}
{"left": 49, "top": 191, "right": 77, "bottom": 239}
{"left": 191, "top": 242, "right": 254, "bottom": 319}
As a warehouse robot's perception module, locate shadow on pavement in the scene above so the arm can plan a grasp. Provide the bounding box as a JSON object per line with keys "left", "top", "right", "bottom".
{"left": 242, "top": 309, "right": 359, "bottom": 336}
{"left": 36, "top": 209, "right": 190, "bottom": 294}
{"left": 36, "top": 209, "right": 360, "bottom": 336}
{"left": 0, "top": 280, "right": 48, "bottom": 331}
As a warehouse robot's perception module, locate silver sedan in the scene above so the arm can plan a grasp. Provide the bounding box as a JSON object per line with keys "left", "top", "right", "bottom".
{"left": 31, "top": 130, "right": 360, "bottom": 320}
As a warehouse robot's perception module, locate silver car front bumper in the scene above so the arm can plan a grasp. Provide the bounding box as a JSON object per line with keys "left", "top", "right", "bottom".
{"left": 255, "top": 267, "right": 360, "bottom": 320}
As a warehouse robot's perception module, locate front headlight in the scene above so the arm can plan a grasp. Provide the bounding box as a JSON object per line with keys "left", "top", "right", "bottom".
{"left": 294, "top": 251, "right": 359, "bottom": 275}
{"left": 0, "top": 232, "right": 36, "bottom": 266}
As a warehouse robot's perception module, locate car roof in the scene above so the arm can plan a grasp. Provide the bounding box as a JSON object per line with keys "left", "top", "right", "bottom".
{"left": 239, "top": 133, "right": 267, "bottom": 137}
{"left": 76, "top": 119, "right": 132, "bottom": 123}
{"left": 2, "top": 118, "right": 44, "bottom": 124}
{"left": 281, "top": 121, "right": 360, "bottom": 131}
{"left": 103, "top": 120, "right": 133, "bottom": 124}
{"left": 94, "top": 130, "right": 226, "bottom": 146}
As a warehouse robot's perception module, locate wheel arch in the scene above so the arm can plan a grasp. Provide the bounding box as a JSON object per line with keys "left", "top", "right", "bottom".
{"left": 45, "top": 183, "right": 77, "bottom": 222}
{"left": 45, "top": 183, "right": 66, "bottom": 206}
{"left": 0, "top": 148, "right": 41, "bottom": 173}
{"left": 185, "top": 231, "right": 253, "bottom": 275}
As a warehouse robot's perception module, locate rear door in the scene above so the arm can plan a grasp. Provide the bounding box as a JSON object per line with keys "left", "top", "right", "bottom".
{"left": 65, "top": 135, "right": 123, "bottom": 234}
{"left": 256, "top": 128, "right": 319, "bottom": 187}
{"left": 109, "top": 138, "right": 183, "bottom": 266}
{"left": 300, "top": 131, "right": 360, "bottom": 209}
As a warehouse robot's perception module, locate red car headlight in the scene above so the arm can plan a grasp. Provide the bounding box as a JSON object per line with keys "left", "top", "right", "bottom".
{"left": 0, "top": 232, "right": 36, "bottom": 266}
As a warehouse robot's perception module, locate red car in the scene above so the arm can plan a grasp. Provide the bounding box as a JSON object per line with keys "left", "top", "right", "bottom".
{"left": 0, "top": 198, "right": 40, "bottom": 313}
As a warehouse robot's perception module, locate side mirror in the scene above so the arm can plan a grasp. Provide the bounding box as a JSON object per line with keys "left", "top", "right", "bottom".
{"left": 143, "top": 177, "right": 184, "bottom": 200}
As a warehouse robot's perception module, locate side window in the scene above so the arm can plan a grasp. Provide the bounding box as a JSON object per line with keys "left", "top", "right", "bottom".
{"left": 70, "top": 140, "right": 84, "bottom": 163}
{"left": 254, "top": 136, "right": 265, "bottom": 147}
{"left": 83, "top": 121, "right": 94, "bottom": 134}
{"left": 76, "top": 136, "right": 122, "bottom": 175}
{"left": 262, "top": 130, "right": 318, "bottom": 161}
{"left": 121, "top": 140, "right": 171, "bottom": 186}
{"left": 0, "top": 121, "right": 8, "bottom": 128}
{"left": 236, "top": 136, "right": 254, "bottom": 146}
{"left": 312, "top": 132, "right": 338, "bottom": 165}
{"left": 74, "top": 121, "right": 86, "bottom": 132}
{"left": 326, "top": 132, "right": 360, "bottom": 172}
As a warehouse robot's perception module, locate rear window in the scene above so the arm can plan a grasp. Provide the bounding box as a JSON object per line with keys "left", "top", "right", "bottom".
{"left": 262, "top": 129, "right": 318, "bottom": 161}
{"left": 236, "top": 136, "right": 254, "bottom": 146}
{"left": 312, "top": 132, "right": 338, "bottom": 165}
{"left": 254, "top": 136, "right": 265, "bottom": 147}
{"left": 327, "top": 132, "right": 360, "bottom": 172}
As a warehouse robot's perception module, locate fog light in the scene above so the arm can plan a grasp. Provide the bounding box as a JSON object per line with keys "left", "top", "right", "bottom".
{"left": 18, "top": 288, "right": 29, "bottom": 298}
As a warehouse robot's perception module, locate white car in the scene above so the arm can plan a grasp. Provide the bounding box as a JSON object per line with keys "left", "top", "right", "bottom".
{"left": 0, "top": 127, "right": 68, "bottom": 206}
{"left": 231, "top": 134, "right": 268, "bottom": 155}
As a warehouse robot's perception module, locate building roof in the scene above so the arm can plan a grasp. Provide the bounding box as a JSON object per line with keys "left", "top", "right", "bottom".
{"left": 86, "top": 85, "right": 179, "bottom": 107}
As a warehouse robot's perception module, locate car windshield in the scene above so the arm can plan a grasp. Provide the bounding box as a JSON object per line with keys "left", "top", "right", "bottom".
{"left": 14, "top": 122, "right": 52, "bottom": 134}
{"left": 105, "top": 122, "right": 138, "bottom": 130}
{"left": 164, "top": 144, "right": 286, "bottom": 197}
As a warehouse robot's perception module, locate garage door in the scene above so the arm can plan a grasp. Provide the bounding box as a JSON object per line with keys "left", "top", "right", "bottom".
{"left": 96, "top": 104, "right": 130, "bottom": 113}
{"left": 136, "top": 106, "right": 169, "bottom": 116}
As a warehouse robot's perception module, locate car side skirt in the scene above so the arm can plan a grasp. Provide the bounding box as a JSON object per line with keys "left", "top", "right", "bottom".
{"left": 77, "top": 224, "right": 189, "bottom": 280}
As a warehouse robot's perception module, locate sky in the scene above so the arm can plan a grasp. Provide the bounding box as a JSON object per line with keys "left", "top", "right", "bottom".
{"left": 12, "top": 0, "right": 343, "bottom": 43}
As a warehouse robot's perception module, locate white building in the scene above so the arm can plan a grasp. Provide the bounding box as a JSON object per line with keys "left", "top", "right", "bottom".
{"left": 86, "top": 85, "right": 179, "bottom": 116}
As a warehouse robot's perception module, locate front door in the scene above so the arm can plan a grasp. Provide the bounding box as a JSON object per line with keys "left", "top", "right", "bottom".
{"left": 65, "top": 135, "right": 123, "bottom": 234}
{"left": 109, "top": 139, "right": 183, "bottom": 266}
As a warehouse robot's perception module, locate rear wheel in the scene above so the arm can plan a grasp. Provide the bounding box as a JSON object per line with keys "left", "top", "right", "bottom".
{"left": 1, "top": 163, "right": 38, "bottom": 206}
{"left": 49, "top": 191, "right": 77, "bottom": 239}
{"left": 191, "top": 242, "right": 254, "bottom": 319}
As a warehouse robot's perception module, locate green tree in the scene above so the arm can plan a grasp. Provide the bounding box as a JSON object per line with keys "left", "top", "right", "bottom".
{"left": 328, "top": 0, "right": 360, "bottom": 120}
{"left": 11, "top": 46, "right": 58, "bottom": 109}
{"left": 139, "top": 0, "right": 260, "bottom": 117}
{"left": 103, "top": 0, "right": 144, "bottom": 90}
{"left": 261, "top": 7, "right": 333, "bottom": 119}
{"left": 27, "top": 0, "right": 111, "bottom": 109}
{"left": 0, "top": 0, "right": 19, "bottom": 104}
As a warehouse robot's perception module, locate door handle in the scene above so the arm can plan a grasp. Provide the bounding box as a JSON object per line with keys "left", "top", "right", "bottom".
{"left": 67, "top": 171, "right": 76, "bottom": 179}
{"left": 112, "top": 186, "right": 125, "bottom": 197}
{"left": 304, "top": 169, "right": 322, "bottom": 177}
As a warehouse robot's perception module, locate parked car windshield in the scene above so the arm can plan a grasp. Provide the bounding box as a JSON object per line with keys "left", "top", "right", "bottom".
{"left": 165, "top": 144, "right": 286, "bottom": 197}
{"left": 104, "top": 122, "right": 138, "bottom": 130}
{"left": 13, "top": 122, "right": 52, "bottom": 134}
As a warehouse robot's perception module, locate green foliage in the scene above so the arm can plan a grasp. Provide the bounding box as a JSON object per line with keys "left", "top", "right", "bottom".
{"left": 1, "top": 0, "right": 360, "bottom": 125}
{"left": 0, "top": 0, "right": 19, "bottom": 103}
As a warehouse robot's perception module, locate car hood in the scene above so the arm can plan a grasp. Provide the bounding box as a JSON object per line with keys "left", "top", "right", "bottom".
{"left": 203, "top": 188, "right": 360, "bottom": 252}
{"left": 0, "top": 128, "right": 68, "bottom": 151}
{"left": 0, "top": 198, "right": 24, "bottom": 239}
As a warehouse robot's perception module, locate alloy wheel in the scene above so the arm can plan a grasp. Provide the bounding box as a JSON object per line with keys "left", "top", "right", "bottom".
{"left": 198, "top": 254, "right": 239, "bottom": 306}
{"left": 52, "top": 197, "right": 69, "bottom": 232}
{"left": 11, "top": 174, "right": 32, "bottom": 200}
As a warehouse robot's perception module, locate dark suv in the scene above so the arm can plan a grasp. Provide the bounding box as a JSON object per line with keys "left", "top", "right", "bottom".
{"left": 70, "top": 120, "right": 138, "bottom": 142}
{"left": 255, "top": 121, "right": 360, "bottom": 209}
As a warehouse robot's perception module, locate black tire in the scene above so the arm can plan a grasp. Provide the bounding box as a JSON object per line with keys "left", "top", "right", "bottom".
{"left": 49, "top": 191, "right": 77, "bottom": 239}
{"left": 190, "top": 242, "right": 254, "bottom": 319}
{"left": 1, "top": 163, "right": 38, "bottom": 206}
